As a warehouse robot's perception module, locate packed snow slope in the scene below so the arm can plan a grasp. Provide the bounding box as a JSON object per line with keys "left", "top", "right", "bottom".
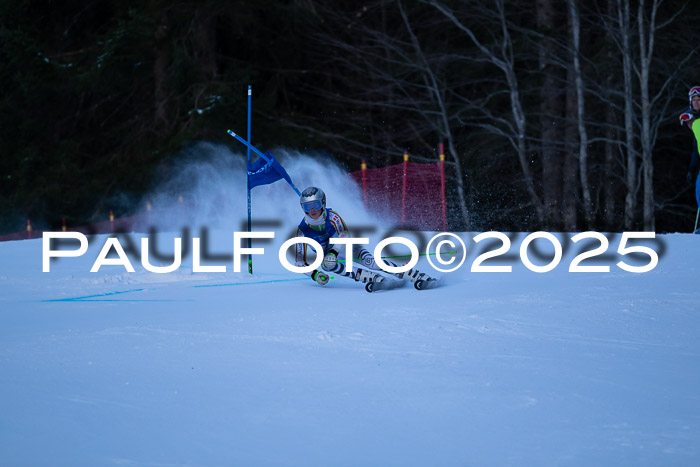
{"left": 1, "top": 145, "right": 699, "bottom": 466}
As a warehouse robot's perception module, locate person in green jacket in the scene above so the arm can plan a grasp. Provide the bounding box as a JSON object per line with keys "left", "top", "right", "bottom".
{"left": 680, "top": 86, "right": 700, "bottom": 229}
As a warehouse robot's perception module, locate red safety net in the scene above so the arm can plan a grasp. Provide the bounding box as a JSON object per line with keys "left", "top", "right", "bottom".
{"left": 1, "top": 160, "right": 447, "bottom": 242}
{"left": 0, "top": 205, "right": 190, "bottom": 242}
{"left": 349, "top": 159, "right": 446, "bottom": 231}
{"left": 0, "top": 213, "right": 150, "bottom": 242}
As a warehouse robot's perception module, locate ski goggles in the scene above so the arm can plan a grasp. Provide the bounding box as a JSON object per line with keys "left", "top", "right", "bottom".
{"left": 302, "top": 200, "right": 324, "bottom": 213}
{"left": 690, "top": 86, "right": 700, "bottom": 101}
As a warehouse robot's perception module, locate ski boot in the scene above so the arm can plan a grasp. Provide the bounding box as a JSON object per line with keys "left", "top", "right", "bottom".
{"left": 354, "top": 268, "right": 386, "bottom": 293}
{"left": 402, "top": 268, "right": 439, "bottom": 290}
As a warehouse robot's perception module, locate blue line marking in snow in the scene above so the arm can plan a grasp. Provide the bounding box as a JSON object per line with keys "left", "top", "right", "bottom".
{"left": 194, "top": 277, "right": 307, "bottom": 288}
{"left": 41, "top": 288, "right": 146, "bottom": 302}
{"left": 40, "top": 277, "right": 307, "bottom": 302}
{"left": 51, "top": 299, "right": 194, "bottom": 302}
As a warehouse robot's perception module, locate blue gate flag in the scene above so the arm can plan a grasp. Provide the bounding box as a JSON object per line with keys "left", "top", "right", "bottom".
{"left": 227, "top": 129, "right": 301, "bottom": 195}
{"left": 248, "top": 151, "right": 294, "bottom": 190}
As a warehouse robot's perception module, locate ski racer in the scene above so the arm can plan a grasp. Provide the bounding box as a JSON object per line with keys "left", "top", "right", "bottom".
{"left": 680, "top": 86, "right": 700, "bottom": 213}
{"left": 294, "top": 186, "right": 433, "bottom": 290}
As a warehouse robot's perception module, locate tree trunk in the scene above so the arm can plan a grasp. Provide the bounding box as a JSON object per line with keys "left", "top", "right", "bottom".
{"left": 569, "top": 0, "right": 593, "bottom": 229}
{"left": 617, "top": 0, "right": 638, "bottom": 230}
{"left": 564, "top": 55, "right": 579, "bottom": 231}
{"left": 537, "top": 0, "right": 564, "bottom": 230}
{"left": 603, "top": 0, "right": 617, "bottom": 229}
{"left": 638, "top": 0, "right": 656, "bottom": 231}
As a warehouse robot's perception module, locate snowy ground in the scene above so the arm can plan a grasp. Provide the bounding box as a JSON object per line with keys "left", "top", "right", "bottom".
{"left": 1, "top": 148, "right": 699, "bottom": 466}
{"left": 1, "top": 227, "right": 699, "bottom": 467}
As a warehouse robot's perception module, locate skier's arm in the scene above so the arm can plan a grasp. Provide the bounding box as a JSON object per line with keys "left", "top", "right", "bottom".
{"left": 328, "top": 209, "right": 349, "bottom": 239}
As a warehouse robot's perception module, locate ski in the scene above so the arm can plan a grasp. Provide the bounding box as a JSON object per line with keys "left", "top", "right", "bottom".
{"left": 364, "top": 278, "right": 405, "bottom": 293}
{"left": 414, "top": 278, "right": 440, "bottom": 290}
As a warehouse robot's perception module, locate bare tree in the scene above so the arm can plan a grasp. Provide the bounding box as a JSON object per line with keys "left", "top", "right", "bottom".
{"left": 429, "top": 0, "right": 545, "bottom": 224}
{"left": 396, "top": 0, "right": 471, "bottom": 227}
{"left": 298, "top": 0, "right": 696, "bottom": 232}
{"left": 635, "top": 0, "right": 685, "bottom": 230}
{"left": 537, "top": 0, "right": 566, "bottom": 230}
{"left": 297, "top": 1, "right": 481, "bottom": 227}
{"left": 602, "top": 0, "right": 619, "bottom": 230}
{"left": 616, "top": 0, "right": 639, "bottom": 230}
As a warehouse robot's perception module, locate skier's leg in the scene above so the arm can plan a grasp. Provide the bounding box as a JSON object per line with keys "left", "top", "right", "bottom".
{"left": 321, "top": 246, "right": 383, "bottom": 284}
{"left": 353, "top": 247, "right": 431, "bottom": 283}
{"left": 321, "top": 251, "right": 354, "bottom": 279}
{"left": 321, "top": 248, "right": 373, "bottom": 281}
{"left": 319, "top": 248, "right": 388, "bottom": 283}
{"left": 695, "top": 175, "right": 700, "bottom": 231}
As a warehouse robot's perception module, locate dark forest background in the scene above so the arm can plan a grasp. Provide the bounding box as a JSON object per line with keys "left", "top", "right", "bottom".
{"left": 1, "top": 0, "right": 699, "bottom": 234}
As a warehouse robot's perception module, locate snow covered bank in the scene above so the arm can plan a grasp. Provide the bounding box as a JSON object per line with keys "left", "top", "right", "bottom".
{"left": 1, "top": 230, "right": 699, "bottom": 466}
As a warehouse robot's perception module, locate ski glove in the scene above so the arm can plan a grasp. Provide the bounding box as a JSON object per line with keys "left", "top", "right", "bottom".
{"left": 680, "top": 112, "right": 694, "bottom": 127}
{"left": 312, "top": 270, "right": 329, "bottom": 286}
{"left": 323, "top": 249, "right": 338, "bottom": 271}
